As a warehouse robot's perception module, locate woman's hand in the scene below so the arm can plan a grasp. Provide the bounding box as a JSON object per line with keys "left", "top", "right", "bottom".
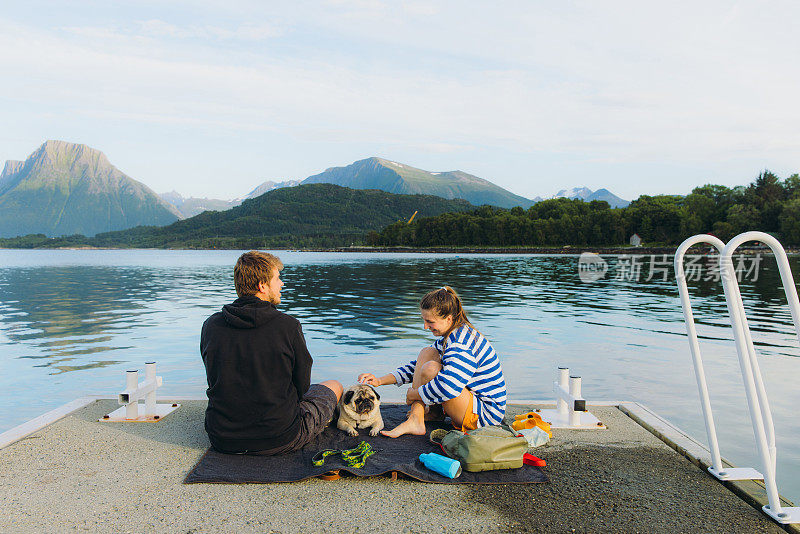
{"left": 358, "top": 373, "right": 382, "bottom": 386}
{"left": 405, "top": 387, "right": 422, "bottom": 405}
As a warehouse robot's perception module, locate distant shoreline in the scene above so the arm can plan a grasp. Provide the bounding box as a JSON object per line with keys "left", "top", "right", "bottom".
{"left": 2, "top": 245, "right": 787, "bottom": 255}
{"left": 303, "top": 246, "right": 788, "bottom": 255}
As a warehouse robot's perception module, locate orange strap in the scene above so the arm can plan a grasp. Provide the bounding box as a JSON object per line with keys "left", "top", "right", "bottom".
{"left": 511, "top": 411, "right": 552, "bottom": 438}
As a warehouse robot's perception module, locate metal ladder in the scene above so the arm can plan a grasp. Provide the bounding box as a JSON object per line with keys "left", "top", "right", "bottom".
{"left": 675, "top": 231, "right": 800, "bottom": 525}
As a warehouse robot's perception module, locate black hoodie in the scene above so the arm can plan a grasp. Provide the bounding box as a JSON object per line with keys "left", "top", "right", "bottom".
{"left": 200, "top": 295, "right": 313, "bottom": 452}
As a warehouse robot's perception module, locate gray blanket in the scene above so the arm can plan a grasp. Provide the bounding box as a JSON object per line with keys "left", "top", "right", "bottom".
{"left": 184, "top": 404, "right": 548, "bottom": 484}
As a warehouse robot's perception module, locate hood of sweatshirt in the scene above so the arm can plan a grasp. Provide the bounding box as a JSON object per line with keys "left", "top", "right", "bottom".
{"left": 221, "top": 295, "right": 281, "bottom": 329}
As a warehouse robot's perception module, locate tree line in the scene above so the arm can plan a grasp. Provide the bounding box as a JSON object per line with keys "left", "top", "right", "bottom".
{"left": 368, "top": 171, "right": 800, "bottom": 247}
{"left": 4, "top": 172, "right": 800, "bottom": 249}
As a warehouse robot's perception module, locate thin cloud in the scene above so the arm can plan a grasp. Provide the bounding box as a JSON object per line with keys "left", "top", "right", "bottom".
{"left": 1, "top": 2, "right": 799, "bottom": 200}
{"left": 64, "top": 19, "right": 283, "bottom": 43}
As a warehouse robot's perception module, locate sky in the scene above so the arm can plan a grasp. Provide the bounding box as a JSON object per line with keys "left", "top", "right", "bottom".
{"left": 1, "top": 1, "right": 799, "bottom": 202}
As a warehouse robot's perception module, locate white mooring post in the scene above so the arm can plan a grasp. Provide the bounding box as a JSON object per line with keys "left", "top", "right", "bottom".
{"left": 100, "top": 362, "right": 180, "bottom": 423}
{"left": 125, "top": 369, "right": 140, "bottom": 419}
{"left": 677, "top": 231, "right": 800, "bottom": 525}
{"left": 536, "top": 367, "right": 605, "bottom": 429}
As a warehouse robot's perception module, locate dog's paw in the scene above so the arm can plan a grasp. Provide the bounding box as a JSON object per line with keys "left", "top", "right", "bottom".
{"left": 347, "top": 428, "right": 359, "bottom": 437}
{"left": 369, "top": 427, "right": 380, "bottom": 436}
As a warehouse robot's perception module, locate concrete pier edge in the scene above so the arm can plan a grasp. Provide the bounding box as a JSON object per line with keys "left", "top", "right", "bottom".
{"left": 0, "top": 395, "right": 200, "bottom": 450}
{"left": 1, "top": 397, "right": 798, "bottom": 532}
{"left": 618, "top": 401, "right": 799, "bottom": 534}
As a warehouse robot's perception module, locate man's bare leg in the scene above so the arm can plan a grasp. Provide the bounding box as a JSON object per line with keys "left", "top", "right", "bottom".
{"left": 381, "top": 347, "right": 440, "bottom": 438}
{"left": 319, "top": 379, "right": 343, "bottom": 401}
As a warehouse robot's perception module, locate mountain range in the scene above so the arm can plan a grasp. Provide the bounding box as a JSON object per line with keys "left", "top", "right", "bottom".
{"left": 1, "top": 140, "right": 629, "bottom": 238}
{"left": 170, "top": 158, "right": 628, "bottom": 213}
{"left": 159, "top": 191, "right": 236, "bottom": 218}
{"left": 238, "top": 179, "right": 302, "bottom": 201}
{"left": 552, "top": 187, "right": 629, "bottom": 208}
{"left": 0, "top": 141, "right": 179, "bottom": 238}
{"left": 301, "top": 157, "right": 535, "bottom": 209}
{"left": 159, "top": 157, "right": 538, "bottom": 217}
{"left": 160, "top": 179, "right": 302, "bottom": 218}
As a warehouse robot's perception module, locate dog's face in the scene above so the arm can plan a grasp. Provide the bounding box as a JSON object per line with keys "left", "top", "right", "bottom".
{"left": 337, "top": 384, "right": 384, "bottom": 436}
{"left": 342, "top": 384, "right": 381, "bottom": 416}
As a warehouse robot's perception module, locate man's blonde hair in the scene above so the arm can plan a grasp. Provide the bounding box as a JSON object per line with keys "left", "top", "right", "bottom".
{"left": 234, "top": 251, "right": 284, "bottom": 297}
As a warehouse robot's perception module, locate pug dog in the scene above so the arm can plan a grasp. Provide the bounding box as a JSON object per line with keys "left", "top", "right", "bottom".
{"left": 336, "top": 384, "right": 384, "bottom": 436}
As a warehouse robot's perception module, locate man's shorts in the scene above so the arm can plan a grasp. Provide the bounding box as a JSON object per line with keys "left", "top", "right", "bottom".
{"left": 249, "top": 383, "right": 338, "bottom": 456}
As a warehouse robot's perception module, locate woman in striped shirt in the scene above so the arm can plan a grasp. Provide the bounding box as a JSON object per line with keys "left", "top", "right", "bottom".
{"left": 358, "top": 286, "right": 507, "bottom": 438}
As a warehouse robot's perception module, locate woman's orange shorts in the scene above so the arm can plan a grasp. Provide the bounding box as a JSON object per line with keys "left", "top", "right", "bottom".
{"left": 453, "top": 389, "right": 480, "bottom": 432}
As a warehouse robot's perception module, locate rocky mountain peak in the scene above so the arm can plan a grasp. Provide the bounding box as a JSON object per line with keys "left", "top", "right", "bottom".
{"left": 239, "top": 179, "right": 302, "bottom": 201}
{"left": 552, "top": 186, "right": 629, "bottom": 208}
{"left": 554, "top": 187, "right": 593, "bottom": 200}
{"left": 1, "top": 160, "right": 24, "bottom": 182}
{"left": 0, "top": 140, "right": 181, "bottom": 237}
{"left": 160, "top": 190, "right": 184, "bottom": 203}
{"left": 0, "top": 160, "right": 25, "bottom": 196}
{"left": 29, "top": 140, "right": 112, "bottom": 177}
{"left": 302, "top": 157, "right": 535, "bottom": 208}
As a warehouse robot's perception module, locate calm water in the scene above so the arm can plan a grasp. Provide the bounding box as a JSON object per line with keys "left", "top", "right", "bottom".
{"left": 1, "top": 249, "right": 799, "bottom": 501}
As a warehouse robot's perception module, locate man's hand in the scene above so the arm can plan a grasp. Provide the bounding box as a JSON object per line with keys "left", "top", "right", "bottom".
{"left": 406, "top": 387, "right": 422, "bottom": 405}
{"left": 358, "top": 373, "right": 381, "bottom": 386}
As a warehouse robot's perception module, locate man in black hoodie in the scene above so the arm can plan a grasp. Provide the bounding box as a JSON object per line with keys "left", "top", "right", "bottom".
{"left": 201, "top": 251, "right": 343, "bottom": 454}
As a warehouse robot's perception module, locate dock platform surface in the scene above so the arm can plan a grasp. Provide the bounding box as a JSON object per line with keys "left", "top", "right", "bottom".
{"left": 0, "top": 399, "right": 794, "bottom": 533}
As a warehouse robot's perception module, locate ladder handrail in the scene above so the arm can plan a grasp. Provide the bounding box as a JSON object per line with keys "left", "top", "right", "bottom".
{"left": 719, "top": 231, "right": 800, "bottom": 516}
{"left": 674, "top": 235, "right": 726, "bottom": 473}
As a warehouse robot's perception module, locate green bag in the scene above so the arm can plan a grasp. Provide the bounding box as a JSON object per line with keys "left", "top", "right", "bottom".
{"left": 432, "top": 425, "right": 528, "bottom": 472}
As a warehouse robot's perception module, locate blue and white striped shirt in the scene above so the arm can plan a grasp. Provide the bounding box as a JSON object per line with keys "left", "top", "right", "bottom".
{"left": 392, "top": 324, "right": 507, "bottom": 427}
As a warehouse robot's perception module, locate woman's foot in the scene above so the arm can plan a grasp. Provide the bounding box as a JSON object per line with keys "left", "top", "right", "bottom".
{"left": 380, "top": 416, "right": 426, "bottom": 438}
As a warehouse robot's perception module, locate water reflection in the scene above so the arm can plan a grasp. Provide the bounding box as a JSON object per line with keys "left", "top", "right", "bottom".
{"left": 0, "top": 267, "right": 161, "bottom": 372}
{"left": 2, "top": 253, "right": 798, "bottom": 374}
{"left": 280, "top": 254, "right": 800, "bottom": 359}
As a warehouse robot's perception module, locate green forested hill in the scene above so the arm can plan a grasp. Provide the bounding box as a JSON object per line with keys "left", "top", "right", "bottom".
{"left": 2, "top": 183, "right": 473, "bottom": 248}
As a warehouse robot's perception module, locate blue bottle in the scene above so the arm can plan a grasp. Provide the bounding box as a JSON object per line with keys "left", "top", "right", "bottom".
{"left": 419, "top": 452, "right": 462, "bottom": 479}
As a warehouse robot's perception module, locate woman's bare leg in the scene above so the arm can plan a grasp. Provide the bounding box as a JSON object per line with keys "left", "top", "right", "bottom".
{"left": 381, "top": 347, "right": 440, "bottom": 437}
{"left": 417, "top": 363, "right": 469, "bottom": 423}
{"left": 441, "top": 386, "right": 472, "bottom": 429}
{"left": 409, "top": 359, "right": 472, "bottom": 426}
